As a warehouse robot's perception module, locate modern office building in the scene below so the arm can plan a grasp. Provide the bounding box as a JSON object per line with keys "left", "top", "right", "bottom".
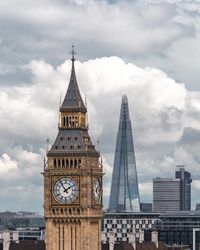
{"left": 144, "top": 211, "right": 200, "bottom": 249}
{"left": 196, "top": 203, "right": 200, "bottom": 211}
{"left": 109, "top": 95, "right": 140, "bottom": 212}
{"left": 140, "top": 203, "right": 152, "bottom": 213}
{"left": 175, "top": 166, "right": 192, "bottom": 211}
{"left": 153, "top": 167, "right": 192, "bottom": 213}
{"left": 102, "top": 212, "right": 160, "bottom": 245}
{"left": 153, "top": 178, "right": 180, "bottom": 213}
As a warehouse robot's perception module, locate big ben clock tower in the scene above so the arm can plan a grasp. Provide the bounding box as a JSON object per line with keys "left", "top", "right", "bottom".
{"left": 44, "top": 47, "right": 103, "bottom": 250}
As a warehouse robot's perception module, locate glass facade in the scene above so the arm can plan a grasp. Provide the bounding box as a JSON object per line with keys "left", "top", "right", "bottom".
{"left": 109, "top": 95, "right": 140, "bottom": 212}
{"left": 175, "top": 167, "right": 192, "bottom": 211}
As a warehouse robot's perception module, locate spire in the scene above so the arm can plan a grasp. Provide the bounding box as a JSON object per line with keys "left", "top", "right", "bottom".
{"left": 60, "top": 45, "right": 86, "bottom": 112}
{"left": 109, "top": 95, "right": 140, "bottom": 212}
{"left": 71, "top": 44, "right": 76, "bottom": 62}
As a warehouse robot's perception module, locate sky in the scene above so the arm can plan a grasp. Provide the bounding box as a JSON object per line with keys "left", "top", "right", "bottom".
{"left": 0, "top": 0, "right": 200, "bottom": 214}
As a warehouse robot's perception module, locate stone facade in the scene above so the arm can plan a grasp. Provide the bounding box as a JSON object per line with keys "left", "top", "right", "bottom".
{"left": 43, "top": 49, "right": 103, "bottom": 250}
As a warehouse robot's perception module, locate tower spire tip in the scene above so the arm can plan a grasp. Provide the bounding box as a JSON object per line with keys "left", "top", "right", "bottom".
{"left": 70, "top": 44, "right": 76, "bottom": 61}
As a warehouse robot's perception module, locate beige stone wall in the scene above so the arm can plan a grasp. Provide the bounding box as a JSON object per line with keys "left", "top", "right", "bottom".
{"left": 44, "top": 154, "right": 103, "bottom": 250}
{"left": 60, "top": 111, "right": 86, "bottom": 128}
{"left": 45, "top": 219, "right": 101, "bottom": 250}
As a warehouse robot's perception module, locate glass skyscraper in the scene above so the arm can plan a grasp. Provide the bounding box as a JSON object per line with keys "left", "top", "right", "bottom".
{"left": 109, "top": 95, "right": 140, "bottom": 212}
{"left": 175, "top": 166, "right": 192, "bottom": 211}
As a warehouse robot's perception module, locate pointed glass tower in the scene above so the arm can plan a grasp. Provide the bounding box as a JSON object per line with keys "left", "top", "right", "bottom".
{"left": 109, "top": 95, "right": 140, "bottom": 212}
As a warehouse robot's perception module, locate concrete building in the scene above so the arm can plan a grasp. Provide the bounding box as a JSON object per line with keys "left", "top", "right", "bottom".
{"left": 144, "top": 211, "right": 200, "bottom": 249}
{"left": 102, "top": 212, "right": 160, "bottom": 247}
{"left": 153, "top": 177, "right": 181, "bottom": 213}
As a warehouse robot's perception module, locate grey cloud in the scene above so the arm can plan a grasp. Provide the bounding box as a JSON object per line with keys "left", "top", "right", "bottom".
{"left": 0, "top": 0, "right": 197, "bottom": 90}
{"left": 0, "top": 0, "right": 200, "bottom": 210}
{"left": 179, "top": 127, "right": 200, "bottom": 144}
{"left": 159, "top": 107, "right": 184, "bottom": 131}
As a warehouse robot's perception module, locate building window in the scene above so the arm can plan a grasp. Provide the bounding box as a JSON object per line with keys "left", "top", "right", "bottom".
{"left": 74, "top": 159, "right": 77, "bottom": 167}
{"left": 53, "top": 158, "right": 56, "bottom": 167}
{"left": 62, "top": 158, "right": 65, "bottom": 167}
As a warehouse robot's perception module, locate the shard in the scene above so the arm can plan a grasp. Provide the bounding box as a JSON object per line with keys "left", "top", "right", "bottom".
{"left": 109, "top": 95, "right": 140, "bottom": 212}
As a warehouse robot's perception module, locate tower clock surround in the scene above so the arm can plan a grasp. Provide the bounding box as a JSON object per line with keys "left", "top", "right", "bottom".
{"left": 43, "top": 47, "right": 103, "bottom": 250}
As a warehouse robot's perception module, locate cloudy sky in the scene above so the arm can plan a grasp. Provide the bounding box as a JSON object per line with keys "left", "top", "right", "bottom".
{"left": 0, "top": 0, "right": 200, "bottom": 214}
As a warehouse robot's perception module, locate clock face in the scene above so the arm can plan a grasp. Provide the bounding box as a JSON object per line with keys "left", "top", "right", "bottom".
{"left": 53, "top": 177, "right": 79, "bottom": 204}
{"left": 93, "top": 177, "right": 101, "bottom": 204}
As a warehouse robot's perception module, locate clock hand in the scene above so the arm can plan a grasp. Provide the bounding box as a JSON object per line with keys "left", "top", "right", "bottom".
{"left": 64, "top": 184, "right": 76, "bottom": 193}
{"left": 59, "top": 180, "right": 68, "bottom": 193}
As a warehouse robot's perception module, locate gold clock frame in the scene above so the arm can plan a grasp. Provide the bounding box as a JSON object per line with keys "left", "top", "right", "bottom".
{"left": 51, "top": 176, "right": 80, "bottom": 206}
{"left": 92, "top": 176, "right": 102, "bottom": 205}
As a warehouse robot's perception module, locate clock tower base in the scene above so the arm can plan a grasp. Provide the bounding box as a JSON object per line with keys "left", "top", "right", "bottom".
{"left": 45, "top": 218, "right": 101, "bottom": 250}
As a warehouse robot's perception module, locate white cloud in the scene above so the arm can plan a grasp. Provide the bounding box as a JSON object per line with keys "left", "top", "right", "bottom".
{"left": 139, "top": 182, "right": 153, "bottom": 196}
{"left": 0, "top": 154, "right": 18, "bottom": 174}
{"left": 0, "top": 56, "right": 200, "bottom": 210}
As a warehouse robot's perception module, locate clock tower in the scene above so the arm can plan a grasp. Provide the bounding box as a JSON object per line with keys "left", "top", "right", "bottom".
{"left": 44, "top": 47, "right": 103, "bottom": 250}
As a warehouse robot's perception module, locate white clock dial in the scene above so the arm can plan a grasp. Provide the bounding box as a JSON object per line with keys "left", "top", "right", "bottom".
{"left": 53, "top": 177, "right": 79, "bottom": 204}
{"left": 93, "top": 177, "right": 101, "bottom": 204}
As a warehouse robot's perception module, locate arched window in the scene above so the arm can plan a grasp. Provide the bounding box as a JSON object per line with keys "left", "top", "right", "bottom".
{"left": 53, "top": 158, "right": 56, "bottom": 168}
{"left": 62, "top": 158, "right": 65, "bottom": 167}
{"left": 74, "top": 159, "right": 77, "bottom": 168}
{"left": 66, "top": 116, "right": 69, "bottom": 127}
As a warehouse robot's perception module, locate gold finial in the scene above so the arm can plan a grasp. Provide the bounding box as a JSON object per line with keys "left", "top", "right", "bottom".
{"left": 46, "top": 137, "right": 50, "bottom": 154}
{"left": 70, "top": 44, "right": 76, "bottom": 61}
{"left": 97, "top": 137, "right": 100, "bottom": 153}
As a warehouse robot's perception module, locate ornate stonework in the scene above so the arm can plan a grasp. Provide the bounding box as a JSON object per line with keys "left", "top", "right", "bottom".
{"left": 43, "top": 49, "right": 103, "bottom": 250}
